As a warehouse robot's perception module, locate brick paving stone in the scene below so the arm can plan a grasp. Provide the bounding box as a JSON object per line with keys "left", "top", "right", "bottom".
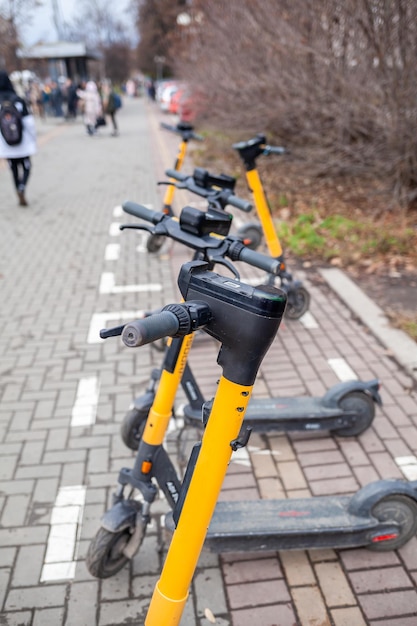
{"left": 331, "top": 606, "right": 367, "bottom": 626}
{"left": 5, "top": 585, "right": 67, "bottom": 610}
{"left": 291, "top": 585, "right": 331, "bottom": 626}
{"left": 33, "top": 608, "right": 65, "bottom": 626}
{"left": 352, "top": 464, "right": 381, "bottom": 487}
{"left": 348, "top": 565, "right": 413, "bottom": 594}
{"left": 194, "top": 566, "right": 228, "bottom": 618}
{"left": 11, "top": 545, "right": 45, "bottom": 587}
{"left": 310, "top": 476, "right": 359, "bottom": 496}
{"left": 398, "top": 535, "right": 417, "bottom": 570}
{"left": 222, "top": 556, "right": 282, "bottom": 584}
{"left": 1, "top": 494, "right": 31, "bottom": 527}
{"left": 279, "top": 550, "right": 316, "bottom": 586}
{"left": 314, "top": 561, "right": 356, "bottom": 607}
{"left": 226, "top": 578, "right": 290, "bottom": 609}
{"left": 98, "top": 599, "right": 148, "bottom": 626}
{"left": 230, "top": 603, "right": 297, "bottom": 626}
{"left": 278, "top": 460, "right": 307, "bottom": 491}
{"left": 340, "top": 548, "right": 401, "bottom": 570}
{"left": 358, "top": 589, "right": 417, "bottom": 620}
{"left": 2, "top": 612, "right": 32, "bottom": 626}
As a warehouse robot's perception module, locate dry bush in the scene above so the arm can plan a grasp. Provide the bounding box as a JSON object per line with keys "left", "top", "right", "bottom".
{"left": 175, "top": 0, "right": 417, "bottom": 210}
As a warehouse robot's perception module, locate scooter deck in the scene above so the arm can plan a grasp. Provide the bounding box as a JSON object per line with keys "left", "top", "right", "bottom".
{"left": 203, "top": 498, "right": 380, "bottom": 552}
{"left": 183, "top": 396, "right": 346, "bottom": 431}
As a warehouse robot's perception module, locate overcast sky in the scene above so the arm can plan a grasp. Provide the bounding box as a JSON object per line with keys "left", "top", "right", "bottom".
{"left": 21, "top": 0, "right": 133, "bottom": 46}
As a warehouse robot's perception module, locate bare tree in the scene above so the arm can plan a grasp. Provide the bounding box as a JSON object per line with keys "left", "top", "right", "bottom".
{"left": 0, "top": 0, "right": 41, "bottom": 69}
{"left": 174, "top": 0, "right": 417, "bottom": 209}
{"left": 130, "top": 0, "right": 188, "bottom": 78}
{"left": 65, "top": 0, "right": 134, "bottom": 82}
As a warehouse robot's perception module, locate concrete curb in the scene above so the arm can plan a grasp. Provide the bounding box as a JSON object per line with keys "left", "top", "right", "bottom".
{"left": 320, "top": 267, "right": 417, "bottom": 380}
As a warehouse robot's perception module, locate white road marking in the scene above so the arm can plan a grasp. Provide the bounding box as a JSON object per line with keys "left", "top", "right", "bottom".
{"left": 99, "top": 272, "right": 161, "bottom": 294}
{"left": 105, "top": 243, "right": 120, "bottom": 260}
{"left": 299, "top": 311, "right": 319, "bottom": 329}
{"left": 395, "top": 456, "right": 417, "bottom": 480}
{"left": 328, "top": 358, "right": 358, "bottom": 381}
{"left": 40, "top": 485, "right": 86, "bottom": 582}
{"left": 71, "top": 376, "right": 100, "bottom": 427}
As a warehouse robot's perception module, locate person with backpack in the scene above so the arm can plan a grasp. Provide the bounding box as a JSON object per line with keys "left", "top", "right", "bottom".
{"left": 0, "top": 70, "right": 37, "bottom": 207}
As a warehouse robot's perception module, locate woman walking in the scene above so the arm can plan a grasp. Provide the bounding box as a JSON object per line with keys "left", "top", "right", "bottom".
{"left": 0, "top": 70, "right": 37, "bottom": 207}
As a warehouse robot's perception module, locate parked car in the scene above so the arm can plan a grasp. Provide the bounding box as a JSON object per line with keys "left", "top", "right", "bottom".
{"left": 178, "top": 86, "right": 206, "bottom": 123}
{"left": 159, "top": 81, "right": 179, "bottom": 112}
{"left": 169, "top": 84, "right": 187, "bottom": 115}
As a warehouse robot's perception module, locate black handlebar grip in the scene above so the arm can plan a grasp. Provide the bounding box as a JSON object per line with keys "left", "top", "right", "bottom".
{"left": 122, "top": 201, "right": 161, "bottom": 224}
{"left": 264, "top": 145, "right": 286, "bottom": 155}
{"left": 236, "top": 244, "right": 280, "bottom": 275}
{"left": 227, "top": 194, "right": 253, "bottom": 213}
{"left": 165, "top": 168, "right": 189, "bottom": 182}
{"left": 121, "top": 311, "right": 180, "bottom": 347}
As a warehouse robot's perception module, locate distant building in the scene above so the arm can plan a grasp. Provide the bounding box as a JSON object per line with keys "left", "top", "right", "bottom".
{"left": 18, "top": 41, "right": 102, "bottom": 81}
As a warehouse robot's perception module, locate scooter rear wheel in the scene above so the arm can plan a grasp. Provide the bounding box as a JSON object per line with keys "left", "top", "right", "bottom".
{"left": 285, "top": 286, "right": 310, "bottom": 320}
{"left": 369, "top": 494, "right": 417, "bottom": 551}
{"left": 236, "top": 223, "right": 263, "bottom": 250}
{"left": 121, "top": 407, "right": 148, "bottom": 450}
{"left": 86, "top": 527, "right": 131, "bottom": 578}
{"left": 334, "top": 391, "right": 375, "bottom": 437}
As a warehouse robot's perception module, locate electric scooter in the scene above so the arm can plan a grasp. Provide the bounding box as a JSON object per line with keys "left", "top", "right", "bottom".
{"left": 118, "top": 180, "right": 381, "bottom": 452}
{"left": 88, "top": 247, "right": 417, "bottom": 626}
{"left": 86, "top": 202, "right": 284, "bottom": 580}
{"left": 232, "top": 133, "right": 310, "bottom": 319}
{"left": 146, "top": 121, "right": 203, "bottom": 253}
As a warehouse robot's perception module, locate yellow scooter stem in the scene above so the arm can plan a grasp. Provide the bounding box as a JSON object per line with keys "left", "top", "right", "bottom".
{"left": 145, "top": 376, "right": 252, "bottom": 625}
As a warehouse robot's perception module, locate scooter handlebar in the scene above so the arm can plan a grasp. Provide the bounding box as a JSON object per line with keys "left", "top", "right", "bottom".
{"left": 122, "top": 311, "right": 179, "bottom": 347}
{"left": 227, "top": 195, "right": 252, "bottom": 213}
{"left": 122, "top": 201, "right": 161, "bottom": 224}
{"left": 230, "top": 241, "right": 280, "bottom": 275}
{"left": 164, "top": 169, "right": 252, "bottom": 212}
{"left": 165, "top": 168, "right": 189, "bottom": 182}
{"left": 160, "top": 122, "right": 203, "bottom": 142}
{"left": 264, "top": 145, "right": 286, "bottom": 156}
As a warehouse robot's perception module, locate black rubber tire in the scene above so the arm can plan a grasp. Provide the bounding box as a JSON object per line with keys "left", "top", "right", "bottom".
{"left": 236, "top": 224, "right": 263, "bottom": 250}
{"left": 285, "top": 285, "right": 310, "bottom": 320}
{"left": 368, "top": 495, "right": 417, "bottom": 551}
{"left": 146, "top": 234, "right": 165, "bottom": 253}
{"left": 86, "top": 527, "right": 132, "bottom": 578}
{"left": 121, "top": 407, "right": 148, "bottom": 450}
{"left": 334, "top": 391, "right": 375, "bottom": 437}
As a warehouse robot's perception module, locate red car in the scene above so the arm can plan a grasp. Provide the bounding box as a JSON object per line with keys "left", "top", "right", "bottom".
{"left": 178, "top": 86, "right": 206, "bottom": 123}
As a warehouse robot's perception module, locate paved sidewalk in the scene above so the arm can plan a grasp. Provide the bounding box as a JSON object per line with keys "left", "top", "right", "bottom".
{"left": 1, "top": 96, "right": 417, "bottom": 626}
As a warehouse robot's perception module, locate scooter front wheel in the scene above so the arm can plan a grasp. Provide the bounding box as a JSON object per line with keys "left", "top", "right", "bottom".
{"left": 121, "top": 407, "right": 148, "bottom": 450}
{"left": 285, "top": 285, "right": 310, "bottom": 320}
{"left": 334, "top": 391, "right": 375, "bottom": 437}
{"left": 86, "top": 527, "right": 132, "bottom": 578}
{"left": 369, "top": 494, "right": 417, "bottom": 551}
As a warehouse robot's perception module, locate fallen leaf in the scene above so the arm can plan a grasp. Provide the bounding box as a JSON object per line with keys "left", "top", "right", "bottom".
{"left": 204, "top": 607, "right": 216, "bottom": 623}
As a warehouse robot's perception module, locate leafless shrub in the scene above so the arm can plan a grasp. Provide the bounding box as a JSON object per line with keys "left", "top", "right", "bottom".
{"left": 175, "top": 0, "right": 417, "bottom": 209}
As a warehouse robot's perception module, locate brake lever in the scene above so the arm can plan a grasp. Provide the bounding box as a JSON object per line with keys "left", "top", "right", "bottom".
{"left": 208, "top": 255, "right": 240, "bottom": 279}
{"left": 120, "top": 223, "right": 154, "bottom": 234}
{"left": 100, "top": 324, "right": 126, "bottom": 339}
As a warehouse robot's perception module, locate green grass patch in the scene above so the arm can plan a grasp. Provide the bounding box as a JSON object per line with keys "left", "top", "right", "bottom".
{"left": 276, "top": 211, "right": 415, "bottom": 262}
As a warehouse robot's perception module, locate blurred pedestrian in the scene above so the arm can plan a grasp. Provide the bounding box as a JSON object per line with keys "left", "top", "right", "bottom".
{"left": 50, "top": 80, "right": 64, "bottom": 117}
{"left": 0, "top": 70, "right": 37, "bottom": 207}
{"left": 76, "top": 80, "right": 103, "bottom": 135}
{"left": 65, "top": 78, "right": 78, "bottom": 120}
{"left": 102, "top": 79, "right": 121, "bottom": 136}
